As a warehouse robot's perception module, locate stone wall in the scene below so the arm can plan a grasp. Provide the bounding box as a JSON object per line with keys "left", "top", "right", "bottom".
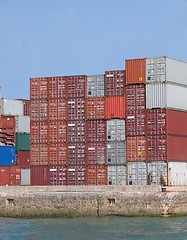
{"left": 0, "top": 186, "right": 187, "bottom": 218}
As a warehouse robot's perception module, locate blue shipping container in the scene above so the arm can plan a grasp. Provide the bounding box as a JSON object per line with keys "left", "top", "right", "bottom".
{"left": 0, "top": 146, "right": 16, "bottom": 166}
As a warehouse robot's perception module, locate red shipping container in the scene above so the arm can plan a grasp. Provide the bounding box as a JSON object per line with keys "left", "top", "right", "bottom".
{"left": 125, "top": 58, "right": 146, "bottom": 85}
{"left": 86, "top": 97, "right": 105, "bottom": 120}
{"left": 105, "top": 96, "right": 125, "bottom": 119}
{"left": 31, "top": 166, "right": 49, "bottom": 185}
{"left": 126, "top": 84, "right": 146, "bottom": 110}
{"left": 147, "top": 109, "right": 166, "bottom": 135}
{"left": 67, "top": 165, "right": 86, "bottom": 185}
{"left": 30, "top": 121, "right": 40, "bottom": 144}
{"left": 126, "top": 136, "right": 146, "bottom": 162}
{"left": 30, "top": 100, "right": 48, "bottom": 122}
{"left": 167, "top": 135, "right": 187, "bottom": 161}
{"left": 67, "top": 98, "right": 85, "bottom": 120}
{"left": 48, "top": 143, "right": 67, "bottom": 166}
{"left": 67, "top": 143, "right": 86, "bottom": 165}
{"left": 48, "top": 98, "right": 66, "bottom": 121}
{"left": 16, "top": 151, "right": 30, "bottom": 167}
{"left": 30, "top": 78, "right": 48, "bottom": 100}
{"left": 0, "top": 115, "right": 15, "bottom": 129}
{"left": 105, "top": 70, "right": 126, "bottom": 96}
{"left": 30, "top": 143, "right": 48, "bottom": 166}
{"left": 126, "top": 110, "right": 146, "bottom": 136}
{"left": 86, "top": 142, "right": 106, "bottom": 164}
{"left": 86, "top": 120, "right": 106, "bottom": 142}
{"left": 48, "top": 121, "right": 66, "bottom": 143}
{"left": 17, "top": 99, "right": 30, "bottom": 116}
{"left": 147, "top": 135, "right": 167, "bottom": 161}
{"left": 49, "top": 166, "right": 67, "bottom": 185}
{"left": 0, "top": 166, "right": 21, "bottom": 186}
{"left": 48, "top": 76, "right": 66, "bottom": 99}
{"left": 86, "top": 165, "right": 107, "bottom": 185}
{"left": 67, "top": 121, "right": 86, "bottom": 143}
{"left": 66, "top": 75, "right": 86, "bottom": 98}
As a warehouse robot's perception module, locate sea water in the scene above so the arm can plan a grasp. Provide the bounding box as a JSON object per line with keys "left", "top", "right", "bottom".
{"left": 0, "top": 216, "right": 187, "bottom": 240}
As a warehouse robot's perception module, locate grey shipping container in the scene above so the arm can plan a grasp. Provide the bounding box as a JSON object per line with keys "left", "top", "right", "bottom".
{"left": 86, "top": 75, "right": 105, "bottom": 97}
{"left": 107, "top": 141, "right": 126, "bottom": 165}
{"left": 146, "top": 56, "right": 187, "bottom": 85}
{"left": 127, "top": 162, "right": 147, "bottom": 185}
{"left": 107, "top": 119, "right": 125, "bottom": 141}
{"left": 16, "top": 116, "right": 30, "bottom": 133}
{"left": 108, "top": 165, "right": 126, "bottom": 185}
{"left": 146, "top": 82, "right": 187, "bottom": 110}
{"left": 0, "top": 99, "right": 23, "bottom": 116}
{"left": 21, "top": 168, "right": 31, "bottom": 186}
{"left": 147, "top": 161, "right": 167, "bottom": 186}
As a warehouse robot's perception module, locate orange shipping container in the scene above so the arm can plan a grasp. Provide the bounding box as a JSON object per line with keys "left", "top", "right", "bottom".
{"left": 30, "top": 143, "right": 48, "bottom": 166}
{"left": 125, "top": 58, "right": 146, "bottom": 85}
{"left": 86, "top": 165, "right": 107, "bottom": 185}
{"left": 30, "top": 78, "right": 48, "bottom": 100}
{"left": 48, "top": 98, "right": 66, "bottom": 121}
{"left": 48, "top": 76, "right": 66, "bottom": 99}
{"left": 86, "top": 97, "right": 105, "bottom": 120}
{"left": 105, "top": 96, "right": 125, "bottom": 119}
{"left": 126, "top": 136, "right": 146, "bottom": 162}
{"left": 48, "top": 143, "right": 67, "bottom": 166}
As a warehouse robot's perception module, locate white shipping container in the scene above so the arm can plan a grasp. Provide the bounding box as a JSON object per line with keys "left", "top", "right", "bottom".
{"left": 21, "top": 168, "right": 31, "bottom": 186}
{"left": 146, "top": 57, "right": 187, "bottom": 85}
{"left": 87, "top": 74, "right": 105, "bottom": 97}
{"left": 107, "top": 119, "right": 126, "bottom": 141}
{"left": 107, "top": 141, "right": 126, "bottom": 165}
{"left": 147, "top": 162, "right": 167, "bottom": 186}
{"left": 107, "top": 165, "right": 126, "bottom": 185}
{"left": 146, "top": 82, "right": 187, "bottom": 111}
{"left": 0, "top": 99, "right": 23, "bottom": 116}
{"left": 16, "top": 116, "right": 30, "bottom": 133}
{"left": 127, "top": 162, "right": 147, "bottom": 185}
{"left": 168, "top": 162, "right": 187, "bottom": 186}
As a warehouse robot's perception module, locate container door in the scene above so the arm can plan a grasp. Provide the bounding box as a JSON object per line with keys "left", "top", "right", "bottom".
{"left": 21, "top": 168, "right": 31, "bottom": 186}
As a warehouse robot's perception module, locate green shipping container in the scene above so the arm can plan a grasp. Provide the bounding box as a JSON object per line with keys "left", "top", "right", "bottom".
{"left": 16, "top": 133, "right": 30, "bottom": 151}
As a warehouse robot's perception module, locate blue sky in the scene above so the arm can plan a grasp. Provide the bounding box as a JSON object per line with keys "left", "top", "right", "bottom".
{"left": 0, "top": 0, "right": 187, "bottom": 99}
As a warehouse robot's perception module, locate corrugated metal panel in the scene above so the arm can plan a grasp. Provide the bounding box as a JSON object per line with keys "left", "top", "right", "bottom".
{"left": 67, "top": 165, "right": 86, "bottom": 185}
{"left": 167, "top": 135, "right": 187, "bottom": 161}
{"left": 31, "top": 166, "right": 49, "bottom": 185}
{"left": 86, "top": 165, "right": 107, "bottom": 185}
{"left": 48, "top": 98, "right": 66, "bottom": 121}
{"left": 105, "top": 70, "right": 125, "bottom": 96}
{"left": 48, "top": 121, "right": 66, "bottom": 143}
{"left": 30, "top": 78, "right": 48, "bottom": 100}
{"left": 67, "top": 121, "right": 86, "bottom": 143}
{"left": 66, "top": 75, "right": 86, "bottom": 98}
{"left": 106, "top": 141, "right": 126, "bottom": 165}
{"left": 0, "top": 99, "right": 24, "bottom": 116}
{"left": 107, "top": 165, "right": 126, "bottom": 185}
{"left": 146, "top": 57, "right": 187, "bottom": 85}
{"left": 21, "top": 168, "right": 31, "bottom": 186}
{"left": 147, "top": 135, "right": 167, "bottom": 161}
{"left": 126, "top": 58, "right": 146, "bottom": 85}
{"left": 147, "top": 161, "right": 167, "bottom": 186}
{"left": 16, "top": 133, "right": 30, "bottom": 151}
{"left": 105, "top": 96, "right": 125, "bottom": 119}
{"left": 0, "top": 146, "right": 15, "bottom": 166}
{"left": 86, "top": 75, "right": 105, "bottom": 97}
{"left": 168, "top": 162, "right": 187, "bottom": 186}
{"left": 49, "top": 166, "right": 67, "bottom": 185}
{"left": 48, "top": 143, "right": 67, "bottom": 166}
{"left": 126, "top": 110, "right": 146, "bottom": 136}
{"left": 67, "top": 98, "right": 85, "bottom": 120}
{"left": 127, "top": 162, "right": 147, "bottom": 185}
{"left": 16, "top": 151, "right": 30, "bottom": 167}
{"left": 30, "top": 100, "right": 48, "bottom": 122}
{"left": 22, "top": 99, "right": 30, "bottom": 116}
{"left": 146, "top": 109, "right": 166, "bottom": 135}
{"left": 107, "top": 119, "right": 125, "bottom": 141}
{"left": 146, "top": 82, "right": 187, "bottom": 111}
{"left": 9, "top": 166, "right": 21, "bottom": 186}
{"left": 86, "top": 120, "right": 106, "bottom": 142}
{"left": 86, "top": 97, "right": 105, "bottom": 120}
{"left": 48, "top": 77, "right": 66, "bottom": 99}
{"left": 30, "top": 143, "right": 48, "bottom": 166}
{"left": 86, "top": 142, "right": 106, "bottom": 164}
{"left": 30, "top": 121, "right": 48, "bottom": 144}
{"left": 67, "top": 143, "right": 86, "bottom": 165}
{"left": 126, "top": 84, "right": 146, "bottom": 111}
{"left": 0, "top": 116, "right": 16, "bottom": 145}
{"left": 0, "top": 167, "right": 10, "bottom": 185}
{"left": 16, "top": 116, "right": 30, "bottom": 133}
{"left": 126, "top": 136, "right": 146, "bottom": 162}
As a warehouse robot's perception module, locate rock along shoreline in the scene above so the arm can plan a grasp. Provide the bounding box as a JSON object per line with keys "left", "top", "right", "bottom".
{"left": 0, "top": 185, "right": 187, "bottom": 218}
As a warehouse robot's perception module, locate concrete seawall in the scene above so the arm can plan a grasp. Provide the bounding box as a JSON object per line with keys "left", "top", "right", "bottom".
{"left": 0, "top": 185, "right": 187, "bottom": 218}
